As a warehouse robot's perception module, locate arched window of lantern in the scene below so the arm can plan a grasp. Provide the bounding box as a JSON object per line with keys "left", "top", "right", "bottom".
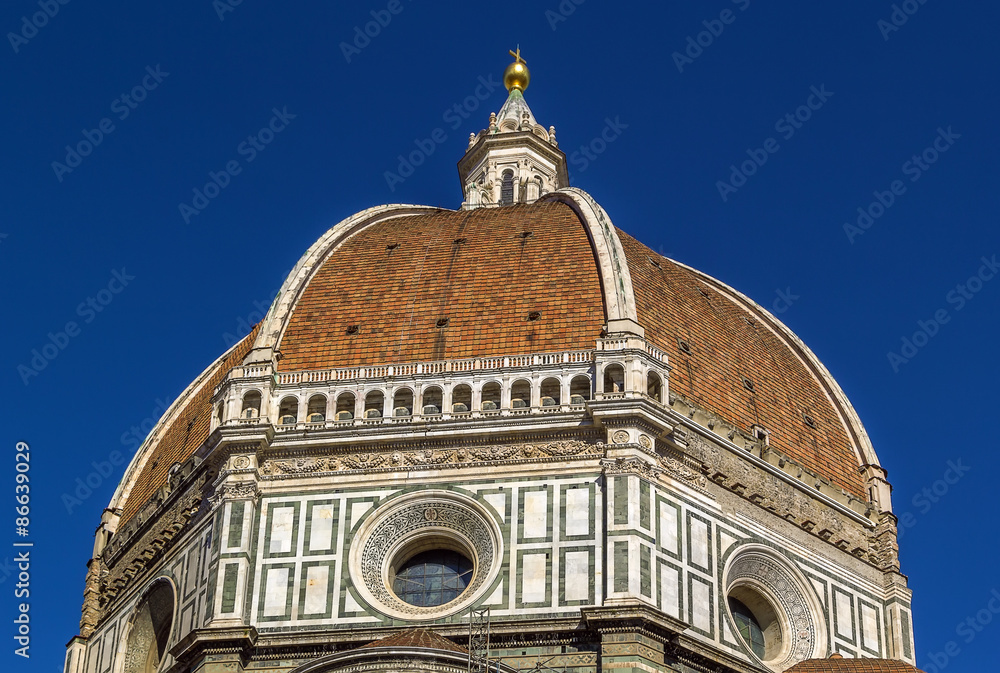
{"left": 278, "top": 397, "right": 298, "bottom": 425}
{"left": 216, "top": 402, "right": 225, "bottom": 426}
{"left": 647, "top": 371, "right": 663, "bottom": 402}
{"left": 307, "top": 394, "right": 327, "bottom": 422}
{"left": 241, "top": 391, "right": 261, "bottom": 419}
{"left": 422, "top": 386, "right": 443, "bottom": 415}
{"left": 570, "top": 375, "right": 591, "bottom": 405}
{"left": 364, "top": 390, "right": 384, "bottom": 418}
{"left": 335, "top": 392, "right": 355, "bottom": 421}
{"left": 603, "top": 364, "right": 625, "bottom": 393}
{"left": 510, "top": 379, "right": 531, "bottom": 409}
{"left": 540, "top": 377, "right": 561, "bottom": 407}
{"left": 393, "top": 388, "right": 413, "bottom": 417}
{"left": 481, "top": 382, "right": 501, "bottom": 411}
{"left": 452, "top": 384, "right": 472, "bottom": 413}
{"left": 500, "top": 169, "right": 514, "bottom": 205}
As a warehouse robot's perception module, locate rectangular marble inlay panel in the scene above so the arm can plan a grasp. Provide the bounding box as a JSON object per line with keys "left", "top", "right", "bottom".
{"left": 564, "top": 550, "right": 590, "bottom": 601}
{"left": 523, "top": 490, "right": 548, "bottom": 539}
{"left": 309, "top": 505, "right": 335, "bottom": 552}
{"left": 303, "top": 565, "right": 329, "bottom": 615}
{"left": 565, "top": 488, "right": 590, "bottom": 537}
{"left": 263, "top": 567, "right": 290, "bottom": 616}
{"left": 269, "top": 507, "right": 295, "bottom": 555}
{"left": 521, "top": 553, "right": 547, "bottom": 603}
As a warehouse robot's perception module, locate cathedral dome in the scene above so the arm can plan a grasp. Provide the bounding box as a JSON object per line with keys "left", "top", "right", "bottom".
{"left": 112, "top": 190, "right": 878, "bottom": 524}
{"left": 77, "top": 51, "right": 915, "bottom": 673}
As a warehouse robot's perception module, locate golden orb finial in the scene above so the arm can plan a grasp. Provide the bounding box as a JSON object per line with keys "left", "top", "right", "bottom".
{"left": 504, "top": 46, "right": 530, "bottom": 92}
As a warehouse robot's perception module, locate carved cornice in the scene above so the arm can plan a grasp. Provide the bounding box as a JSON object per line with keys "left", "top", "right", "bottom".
{"left": 600, "top": 456, "right": 662, "bottom": 481}
{"left": 208, "top": 481, "right": 260, "bottom": 511}
{"left": 96, "top": 473, "right": 208, "bottom": 623}
{"left": 259, "top": 440, "right": 603, "bottom": 479}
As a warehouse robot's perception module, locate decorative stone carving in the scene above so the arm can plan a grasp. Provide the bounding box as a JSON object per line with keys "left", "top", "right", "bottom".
{"left": 349, "top": 491, "right": 503, "bottom": 620}
{"left": 658, "top": 454, "right": 707, "bottom": 489}
{"left": 612, "top": 430, "right": 631, "bottom": 445}
{"left": 208, "top": 481, "right": 259, "bottom": 510}
{"left": 726, "top": 550, "right": 822, "bottom": 667}
{"left": 638, "top": 434, "right": 653, "bottom": 449}
{"left": 601, "top": 457, "right": 662, "bottom": 481}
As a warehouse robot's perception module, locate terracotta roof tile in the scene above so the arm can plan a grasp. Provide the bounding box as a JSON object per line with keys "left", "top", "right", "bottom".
{"left": 277, "top": 202, "right": 605, "bottom": 370}
{"left": 358, "top": 628, "right": 467, "bottom": 654}
{"left": 786, "top": 658, "right": 924, "bottom": 672}
{"left": 618, "top": 230, "right": 867, "bottom": 499}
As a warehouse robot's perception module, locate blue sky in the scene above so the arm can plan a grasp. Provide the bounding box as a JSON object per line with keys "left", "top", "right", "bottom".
{"left": 3, "top": 1, "right": 999, "bottom": 671}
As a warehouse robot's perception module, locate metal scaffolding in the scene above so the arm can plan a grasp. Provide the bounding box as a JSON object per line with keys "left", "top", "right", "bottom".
{"left": 468, "top": 607, "right": 492, "bottom": 673}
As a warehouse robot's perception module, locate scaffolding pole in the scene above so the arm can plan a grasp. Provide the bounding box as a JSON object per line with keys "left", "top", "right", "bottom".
{"left": 468, "top": 607, "right": 491, "bottom": 673}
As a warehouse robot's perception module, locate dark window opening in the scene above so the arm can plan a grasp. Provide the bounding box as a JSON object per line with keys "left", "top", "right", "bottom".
{"left": 392, "top": 550, "right": 473, "bottom": 607}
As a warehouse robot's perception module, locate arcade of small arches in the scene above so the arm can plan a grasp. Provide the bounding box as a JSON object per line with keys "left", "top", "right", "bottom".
{"left": 214, "top": 355, "right": 668, "bottom": 432}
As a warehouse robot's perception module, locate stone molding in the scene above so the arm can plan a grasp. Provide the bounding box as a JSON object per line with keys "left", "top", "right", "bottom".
{"left": 259, "top": 440, "right": 603, "bottom": 479}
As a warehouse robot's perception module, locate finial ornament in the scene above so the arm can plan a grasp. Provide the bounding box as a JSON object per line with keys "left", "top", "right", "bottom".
{"left": 503, "top": 46, "right": 530, "bottom": 92}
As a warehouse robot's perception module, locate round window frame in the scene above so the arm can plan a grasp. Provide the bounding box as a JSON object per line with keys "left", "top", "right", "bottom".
{"left": 722, "top": 545, "right": 827, "bottom": 670}
{"left": 348, "top": 490, "right": 504, "bottom": 620}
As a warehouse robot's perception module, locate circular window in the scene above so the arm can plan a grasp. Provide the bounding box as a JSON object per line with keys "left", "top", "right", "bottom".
{"left": 349, "top": 490, "right": 503, "bottom": 620}
{"left": 392, "top": 549, "right": 474, "bottom": 607}
{"left": 724, "top": 547, "right": 826, "bottom": 670}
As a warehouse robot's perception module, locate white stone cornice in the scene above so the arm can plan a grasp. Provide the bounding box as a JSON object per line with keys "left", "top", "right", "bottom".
{"left": 539, "top": 188, "right": 642, "bottom": 336}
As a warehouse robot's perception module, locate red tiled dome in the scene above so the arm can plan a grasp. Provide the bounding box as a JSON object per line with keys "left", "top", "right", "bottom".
{"left": 113, "top": 195, "right": 876, "bottom": 521}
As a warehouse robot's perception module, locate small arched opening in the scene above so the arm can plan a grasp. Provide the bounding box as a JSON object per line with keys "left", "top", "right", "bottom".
{"left": 481, "top": 382, "right": 501, "bottom": 411}
{"left": 306, "top": 395, "right": 327, "bottom": 422}
{"left": 452, "top": 384, "right": 472, "bottom": 413}
{"left": 335, "top": 393, "right": 355, "bottom": 421}
{"left": 540, "top": 377, "right": 561, "bottom": 407}
{"left": 393, "top": 388, "right": 413, "bottom": 417}
{"left": 500, "top": 169, "right": 514, "bottom": 205}
{"left": 647, "top": 372, "right": 663, "bottom": 402}
{"left": 510, "top": 379, "right": 531, "bottom": 409}
{"left": 364, "top": 390, "right": 384, "bottom": 418}
{"left": 603, "top": 364, "right": 625, "bottom": 393}
{"left": 241, "top": 391, "right": 261, "bottom": 419}
{"left": 570, "top": 375, "right": 591, "bottom": 405}
{"left": 421, "top": 386, "right": 443, "bottom": 415}
{"left": 278, "top": 397, "right": 298, "bottom": 425}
